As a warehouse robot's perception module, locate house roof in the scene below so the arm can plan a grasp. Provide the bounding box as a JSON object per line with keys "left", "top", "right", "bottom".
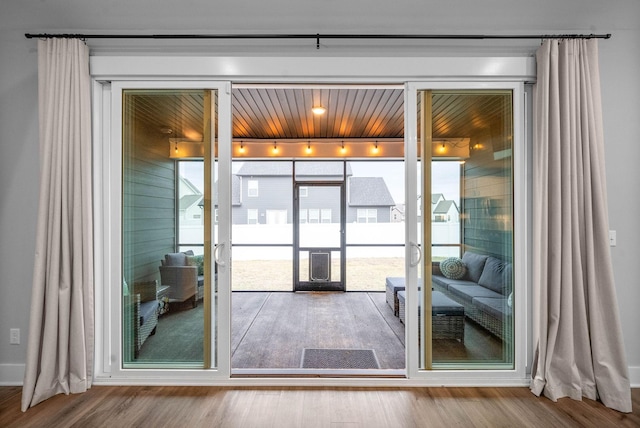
{"left": 180, "top": 194, "right": 203, "bottom": 210}
{"left": 348, "top": 177, "right": 395, "bottom": 206}
{"left": 180, "top": 176, "right": 202, "bottom": 195}
{"left": 236, "top": 161, "right": 352, "bottom": 177}
{"left": 433, "top": 200, "right": 459, "bottom": 214}
{"left": 212, "top": 175, "right": 242, "bottom": 206}
{"left": 432, "top": 193, "right": 445, "bottom": 204}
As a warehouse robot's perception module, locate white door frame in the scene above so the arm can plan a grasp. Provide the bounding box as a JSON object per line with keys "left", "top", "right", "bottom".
{"left": 92, "top": 55, "right": 534, "bottom": 386}
{"left": 404, "top": 81, "right": 528, "bottom": 382}
{"left": 93, "top": 80, "right": 232, "bottom": 382}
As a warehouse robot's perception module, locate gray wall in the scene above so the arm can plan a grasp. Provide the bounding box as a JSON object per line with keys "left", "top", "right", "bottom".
{"left": 1, "top": 0, "right": 639, "bottom": 385}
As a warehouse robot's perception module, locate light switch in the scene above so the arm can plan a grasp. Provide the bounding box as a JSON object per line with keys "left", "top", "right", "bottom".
{"left": 609, "top": 230, "right": 616, "bottom": 247}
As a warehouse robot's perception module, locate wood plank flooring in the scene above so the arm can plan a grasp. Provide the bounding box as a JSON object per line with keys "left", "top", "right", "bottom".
{"left": 232, "top": 292, "right": 406, "bottom": 369}
{"left": 3, "top": 385, "right": 639, "bottom": 428}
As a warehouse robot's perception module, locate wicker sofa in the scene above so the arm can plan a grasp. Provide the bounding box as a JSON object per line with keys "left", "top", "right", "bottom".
{"left": 124, "top": 280, "right": 159, "bottom": 358}
{"left": 432, "top": 251, "right": 512, "bottom": 341}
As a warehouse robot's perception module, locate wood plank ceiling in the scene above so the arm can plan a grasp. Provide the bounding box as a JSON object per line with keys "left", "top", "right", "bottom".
{"left": 128, "top": 87, "right": 511, "bottom": 147}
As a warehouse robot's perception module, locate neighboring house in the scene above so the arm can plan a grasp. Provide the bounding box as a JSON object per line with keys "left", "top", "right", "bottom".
{"left": 179, "top": 177, "right": 203, "bottom": 225}
{"left": 391, "top": 204, "right": 405, "bottom": 222}
{"left": 432, "top": 199, "right": 460, "bottom": 223}
{"left": 347, "top": 177, "right": 395, "bottom": 223}
{"left": 231, "top": 162, "right": 395, "bottom": 224}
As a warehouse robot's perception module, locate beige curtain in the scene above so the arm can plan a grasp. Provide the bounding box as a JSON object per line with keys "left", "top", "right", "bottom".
{"left": 531, "top": 39, "right": 631, "bottom": 413}
{"left": 22, "top": 38, "right": 93, "bottom": 411}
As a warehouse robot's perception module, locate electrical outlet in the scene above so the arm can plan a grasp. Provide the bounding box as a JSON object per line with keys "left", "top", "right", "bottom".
{"left": 10, "top": 328, "right": 20, "bottom": 345}
{"left": 609, "top": 230, "right": 617, "bottom": 247}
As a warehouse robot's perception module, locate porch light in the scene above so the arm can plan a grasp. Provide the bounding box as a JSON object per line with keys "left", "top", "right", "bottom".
{"left": 239, "top": 141, "right": 245, "bottom": 154}
{"left": 372, "top": 141, "right": 379, "bottom": 154}
{"left": 273, "top": 142, "right": 278, "bottom": 154}
{"left": 311, "top": 105, "right": 326, "bottom": 115}
{"left": 306, "top": 142, "right": 312, "bottom": 154}
{"left": 341, "top": 141, "right": 346, "bottom": 154}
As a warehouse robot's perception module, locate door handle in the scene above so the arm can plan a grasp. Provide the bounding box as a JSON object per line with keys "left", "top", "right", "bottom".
{"left": 214, "top": 243, "right": 226, "bottom": 267}
{"left": 409, "top": 241, "right": 422, "bottom": 267}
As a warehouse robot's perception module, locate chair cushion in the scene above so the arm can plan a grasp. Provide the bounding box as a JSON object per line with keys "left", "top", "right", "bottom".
{"left": 165, "top": 252, "right": 187, "bottom": 266}
{"left": 461, "top": 252, "right": 489, "bottom": 283}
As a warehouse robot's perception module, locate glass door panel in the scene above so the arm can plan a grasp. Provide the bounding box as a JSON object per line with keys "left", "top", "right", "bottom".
{"left": 121, "top": 88, "right": 218, "bottom": 368}
{"left": 416, "top": 89, "right": 515, "bottom": 369}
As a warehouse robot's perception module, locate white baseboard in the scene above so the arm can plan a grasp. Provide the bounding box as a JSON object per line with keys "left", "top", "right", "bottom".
{"left": 629, "top": 366, "right": 640, "bottom": 388}
{"left": 0, "top": 363, "right": 24, "bottom": 386}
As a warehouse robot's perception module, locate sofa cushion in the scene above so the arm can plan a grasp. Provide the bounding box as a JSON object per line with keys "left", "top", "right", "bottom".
{"left": 440, "top": 257, "right": 467, "bottom": 279}
{"left": 165, "top": 252, "right": 187, "bottom": 266}
{"left": 447, "top": 283, "right": 503, "bottom": 305}
{"left": 432, "top": 275, "right": 476, "bottom": 292}
{"left": 462, "top": 252, "right": 489, "bottom": 283}
{"left": 139, "top": 300, "right": 158, "bottom": 326}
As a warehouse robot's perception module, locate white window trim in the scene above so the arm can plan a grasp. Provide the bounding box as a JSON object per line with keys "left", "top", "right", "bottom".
{"left": 247, "top": 179, "right": 259, "bottom": 197}
{"left": 92, "top": 55, "right": 533, "bottom": 387}
{"left": 247, "top": 208, "right": 259, "bottom": 224}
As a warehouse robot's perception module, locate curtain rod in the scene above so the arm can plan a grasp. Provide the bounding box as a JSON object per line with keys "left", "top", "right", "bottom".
{"left": 24, "top": 32, "right": 612, "bottom": 49}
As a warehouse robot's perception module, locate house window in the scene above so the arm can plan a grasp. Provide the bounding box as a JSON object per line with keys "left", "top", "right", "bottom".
{"left": 357, "top": 208, "right": 377, "bottom": 223}
{"left": 300, "top": 186, "right": 308, "bottom": 197}
{"left": 308, "top": 209, "right": 320, "bottom": 223}
{"left": 247, "top": 209, "right": 259, "bottom": 224}
{"left": 248, "top": 180, "right": 259, "bottom": 197}
{"left": 299, "top": 208, "right": 308, "bottom": 223}
{"left": 321, "top": 208, "right": 332, "bottom": 223}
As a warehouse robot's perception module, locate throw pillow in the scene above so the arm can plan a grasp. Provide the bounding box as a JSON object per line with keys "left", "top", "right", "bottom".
{"left": 478, "top": 256, "right": 507, "bottom": 294}
{"left": 439, "top": 257, "right": 467, "bottom": 279}
{"left": 165, "top": 252, "right": 187, "bottom": 266}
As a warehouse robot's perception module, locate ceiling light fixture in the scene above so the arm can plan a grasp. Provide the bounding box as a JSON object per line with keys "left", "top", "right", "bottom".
{"left": 311, "top": 106, "right": 326, "bottom": 115}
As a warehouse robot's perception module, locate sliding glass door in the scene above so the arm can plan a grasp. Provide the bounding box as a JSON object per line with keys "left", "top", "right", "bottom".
{"left": 405, "top": 85, "right": 519, "bottom": 373}
{"left": 119, "top": 83, "right": 231, "bottom": 370}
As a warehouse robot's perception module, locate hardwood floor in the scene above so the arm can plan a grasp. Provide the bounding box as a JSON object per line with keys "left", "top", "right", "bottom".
{"left": 3, "top": 385, "right": 638, "bottom": 427}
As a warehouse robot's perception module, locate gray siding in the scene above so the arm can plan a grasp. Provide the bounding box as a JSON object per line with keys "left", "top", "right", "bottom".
{"left": 122, "top": 101, "right": 176, "bottom": 285}
{"left": 462, "top": 145, "right": 513, "bottom": 262}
